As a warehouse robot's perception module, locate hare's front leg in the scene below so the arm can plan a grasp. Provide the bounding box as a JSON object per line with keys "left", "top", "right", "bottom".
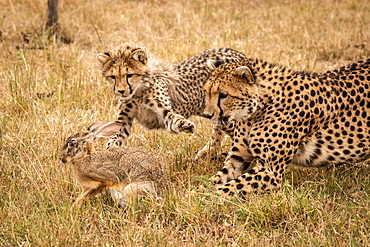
{"left": 73, "top": 186, "right": 101, "bottom": 208}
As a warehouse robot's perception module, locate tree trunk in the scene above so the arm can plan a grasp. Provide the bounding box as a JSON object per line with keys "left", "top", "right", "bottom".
{"left": 46, "top": 0, "right": 59, "bottom": 36}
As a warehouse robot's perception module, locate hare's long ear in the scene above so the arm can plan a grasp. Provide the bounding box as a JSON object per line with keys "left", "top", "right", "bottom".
{"left": 90, "top": 122, "right": 122, "bottom": 138}
{"left": 87, "top": 121, "right": 108, "bottom": 133}
{"left": 97, "top": 52, "right": 111, "bottom": 64}
{"left": 131, "top": 49, "right": 147, "bottom": 65}
{"left": 233, "top": 66, "right": 255, "bottom": 85}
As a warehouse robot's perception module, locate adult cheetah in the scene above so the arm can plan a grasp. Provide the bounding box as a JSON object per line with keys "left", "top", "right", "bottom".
{"left": 203, "top": 58, "right": 370, "bottom": 196}
{"left": 96, "top": 43, "right": 246, "bottom": 158}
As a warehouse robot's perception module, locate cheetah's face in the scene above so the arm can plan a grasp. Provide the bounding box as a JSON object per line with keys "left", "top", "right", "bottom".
{"left": 97, "top": 47, "right": 151, "bottom": 97}
{"left": 203, "top": 63, "right": 259, "bottom": 122}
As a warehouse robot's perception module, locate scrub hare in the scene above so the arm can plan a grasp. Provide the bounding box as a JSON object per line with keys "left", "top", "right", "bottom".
{"left": 60, "top": 122, "right": 169, "bottom": 208}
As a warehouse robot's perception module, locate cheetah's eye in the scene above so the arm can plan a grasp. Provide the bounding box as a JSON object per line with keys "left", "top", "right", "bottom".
{"left": 107, "top": 75, "right": 116, "bottom": 80}
{"left": 219, "top": 92, "right": 228, "bottom": 99}
{"left": 68, "top": 139, "right": 77, "bottom": 147}
{"left": 126, "top": 74, "right": 134, "bottom": 79}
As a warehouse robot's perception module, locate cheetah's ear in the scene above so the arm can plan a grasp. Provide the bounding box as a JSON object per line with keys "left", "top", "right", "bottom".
{"left": 97, "top": 53, "right": 111, "bottom": 64}
{"left": 233, "top": 66, "right": 255, "bottom": 85}
{"left": 207, "top": 59, "right": 224, "bottom": 70}
{"left": 131, "top": 49, "right": 147, "bottom": 65}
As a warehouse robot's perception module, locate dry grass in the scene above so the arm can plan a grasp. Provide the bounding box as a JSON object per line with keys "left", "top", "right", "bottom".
{"left": 1, "top": 0, "right": 370, "bottom": 246}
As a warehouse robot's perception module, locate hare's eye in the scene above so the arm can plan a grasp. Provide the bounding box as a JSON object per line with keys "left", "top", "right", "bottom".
{"left": 68, "top": 139, "right": 77, "bottom": 147}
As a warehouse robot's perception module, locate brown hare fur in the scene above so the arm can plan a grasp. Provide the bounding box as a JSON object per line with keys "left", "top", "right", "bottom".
{"left": 60, "top": 122, "right": 169, "bottom": 208}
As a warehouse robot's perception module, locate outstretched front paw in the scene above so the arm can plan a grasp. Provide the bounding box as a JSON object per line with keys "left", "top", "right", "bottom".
{"left": 177, "top": 119, "right": 195, "bottom": 133}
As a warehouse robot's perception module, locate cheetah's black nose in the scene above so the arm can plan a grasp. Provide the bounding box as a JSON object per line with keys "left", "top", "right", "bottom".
{"left": 118, "top": 90, "right": 125, "bottom": 95}
{"left": 203, "top": 113, "right": 214, "bottom": 119}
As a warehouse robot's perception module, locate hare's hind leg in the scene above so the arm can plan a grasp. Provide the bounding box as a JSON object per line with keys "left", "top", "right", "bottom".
{"left": 111, "top": 191, "right": 127, "bottom": 208}
{"left": 109, "top": 182, "right": 157, "bottom": 207}
{"left": 123, "top": 181, "right": 157, "bottom": 198}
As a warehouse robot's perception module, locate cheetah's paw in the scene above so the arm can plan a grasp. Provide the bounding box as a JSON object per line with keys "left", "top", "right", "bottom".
{"left": 106, "top": 134, "right": 124, "bottom": 149}
{"left": 177, "top": 119, "right": 195, "bottom": 133}
{"left": 211, "top": 172, "right": 228, "bottom": 190}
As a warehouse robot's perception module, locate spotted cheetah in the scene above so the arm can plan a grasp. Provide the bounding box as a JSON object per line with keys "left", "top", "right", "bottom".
{"left": 96, "top": 43, "right": 246, "bottom": 157}
{"left": 203, "top": 58, "right": 370, "bottom": 196}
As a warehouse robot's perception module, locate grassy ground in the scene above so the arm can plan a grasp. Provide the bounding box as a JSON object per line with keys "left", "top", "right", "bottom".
{"left": 1, "top": 0, "right": 370, "bottom": 246}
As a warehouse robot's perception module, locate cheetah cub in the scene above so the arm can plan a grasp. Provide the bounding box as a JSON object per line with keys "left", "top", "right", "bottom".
{"left": 60, "top": 122, "right": 169, "bottom": 208}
